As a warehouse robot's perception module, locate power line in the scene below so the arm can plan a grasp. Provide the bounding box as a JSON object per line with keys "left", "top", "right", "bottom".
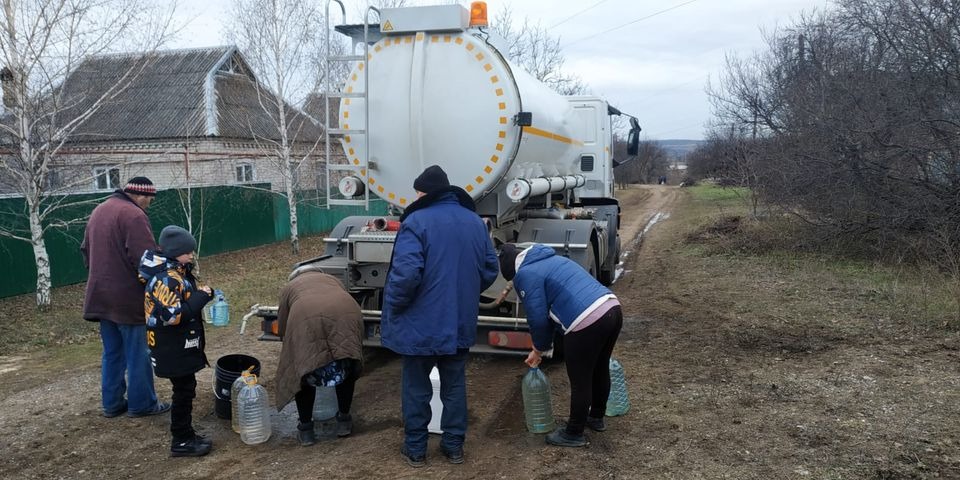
{"left": 550, "top": 0, "right": 612, "bottom": 29}
{"left": 563, "top": 0, "right": 700, "bottom": 48}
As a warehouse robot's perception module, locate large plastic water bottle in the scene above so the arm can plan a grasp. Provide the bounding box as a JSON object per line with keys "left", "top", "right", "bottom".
{"left": 237, "top": 374, "right": 272, "bottom": 445}
{"left": 606, "top": 357, "right": 630, "bottom": 416}
{"left": 231, "top": 369, "right": 254, "bottom": 433}
{"left": 312, "top": 386, "right": 338, "bottom": 421}
{"left": 211, "top": 290, "right": 229, "bottom": 327}
{"left": 521, "top": 367, "right": 555, "bottom": 433}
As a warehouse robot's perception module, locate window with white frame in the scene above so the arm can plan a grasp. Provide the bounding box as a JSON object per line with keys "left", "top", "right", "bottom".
{"left": 93, "top": 166, "right": 121, "bottom": 191}
{"left": 235, "top": 163, "right": 254, "bottom": 183}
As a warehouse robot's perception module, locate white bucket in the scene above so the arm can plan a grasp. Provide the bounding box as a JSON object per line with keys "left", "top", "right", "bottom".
{"left": 428, "top": 366, "right": 443, "bottom": 434}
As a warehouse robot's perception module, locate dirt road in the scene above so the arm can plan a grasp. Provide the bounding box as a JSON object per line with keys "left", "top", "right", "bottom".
{"left": 5, "top": 184, "right": 955, "bottom": 479}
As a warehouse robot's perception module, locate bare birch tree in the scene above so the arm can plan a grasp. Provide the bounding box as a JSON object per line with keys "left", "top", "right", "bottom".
{"left": 0, "top": 0, "right": 175, "bottom": 307}
{"left": 227, "top": 0, "right": 341, "bottom": 255}
{"left": 493, "top": 6, "right": 587, "bottom": 95}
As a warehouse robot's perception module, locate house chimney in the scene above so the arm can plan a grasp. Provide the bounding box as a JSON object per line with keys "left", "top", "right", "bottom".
{"left": 1, "top": 67, "right": 19, "bottom": 109}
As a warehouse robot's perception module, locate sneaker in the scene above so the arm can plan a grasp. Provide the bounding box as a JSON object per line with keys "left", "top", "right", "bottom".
{"left": 298, "top": 422, "right": 316, "bottom": 447}
{"left": 439, "top": 446, "right": 464, "bottom": 464}
{"left": 128, "top": 401, "right": 171, "bottom": 418}
{"left": 545, "top": 428, "right": 588, "bottom": 447}
{"left": 171, "top": 434, "right": 213, "bottom": 457}
{"left": 103, "top": 403, "right": 127, "bottom": 418}
{"left": 336, "top": 413, "right": 353, "bottom": 437}
{"left": 586, "top": 416, "right": 606, "bottom": 432}
{"left": 400, "top": 446, "right": 426, "bottom": 468}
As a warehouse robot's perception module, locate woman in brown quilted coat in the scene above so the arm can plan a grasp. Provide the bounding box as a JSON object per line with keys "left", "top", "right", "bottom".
{"left": 275, "top": 265, "right": 364, "bottom": 446}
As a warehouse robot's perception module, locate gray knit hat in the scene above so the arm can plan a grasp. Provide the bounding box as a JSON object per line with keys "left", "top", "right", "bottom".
{"left": 159, "top": 225, "right": 197, "bottom": 259}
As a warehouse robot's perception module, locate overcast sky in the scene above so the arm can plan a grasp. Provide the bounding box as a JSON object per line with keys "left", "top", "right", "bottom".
{"left": 170, "top": 0, "right": 831, "bottom": 140}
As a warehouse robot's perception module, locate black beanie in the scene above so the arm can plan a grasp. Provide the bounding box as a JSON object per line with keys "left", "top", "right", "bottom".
{"left": 413, "top": 165, "right": 450, "bottom": 194}
{"left": 159, "top": 225, "right": 197, "bottom": 259}
{"left": 499, "top": 243, "right": 519, "bottom": 281}
{"left": 123, "top": 176, "right": 156, "bottom": 197}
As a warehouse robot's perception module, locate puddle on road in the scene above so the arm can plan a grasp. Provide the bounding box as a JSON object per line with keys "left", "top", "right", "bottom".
{"left": 613, "top": 211, "right": 670, "bottom": 283}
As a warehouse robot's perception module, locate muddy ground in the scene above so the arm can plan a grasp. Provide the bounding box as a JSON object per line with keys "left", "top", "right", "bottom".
{"left": 2, "top": 185, "right": 959, "bottom": 479}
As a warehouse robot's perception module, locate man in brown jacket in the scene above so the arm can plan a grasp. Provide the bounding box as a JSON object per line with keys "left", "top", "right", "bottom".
{"left": 81, "top": 177, "right": 170, "bottom": 418}
{"left": 275, "top": 264, "right": 363, "bottom": 446}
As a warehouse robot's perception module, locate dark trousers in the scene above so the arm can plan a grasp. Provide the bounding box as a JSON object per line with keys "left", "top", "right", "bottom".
{"left": 401, "top": 349, "right": 469, "bottom": 456}
{"left": 169, "top": 374, "right": 197, "bottom": 441}
{"left": 294, "top": 362, "right": 358, "bottom": 424}
{"left": 563, "top": 305, "right": 623, "bottom": 435}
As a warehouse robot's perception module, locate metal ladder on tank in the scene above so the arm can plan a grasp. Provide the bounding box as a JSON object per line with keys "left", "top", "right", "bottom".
{"left": 323, "top": 1, "right": 381, "bottom": 209}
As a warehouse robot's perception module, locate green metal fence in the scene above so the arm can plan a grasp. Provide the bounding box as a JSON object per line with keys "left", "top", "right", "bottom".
{"left": 0, "top": 185, "right": 387, "bottom": 299}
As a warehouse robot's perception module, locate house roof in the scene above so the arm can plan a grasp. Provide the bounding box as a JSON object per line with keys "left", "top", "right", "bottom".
{"left": 60, "top": 46, "right": 322, "bottom": 143}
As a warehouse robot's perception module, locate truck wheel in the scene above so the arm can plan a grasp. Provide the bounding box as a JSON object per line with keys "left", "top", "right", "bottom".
{"left": 585, "top": 247, "right": 597, "bottom": 279}
{"left": 549, "top": 330, "right": 565, "bottom": 362}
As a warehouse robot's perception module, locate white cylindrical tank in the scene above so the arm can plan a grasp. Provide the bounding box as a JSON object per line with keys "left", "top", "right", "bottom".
{"left": 339, "top": 31, "right": 584, "bottom": 209}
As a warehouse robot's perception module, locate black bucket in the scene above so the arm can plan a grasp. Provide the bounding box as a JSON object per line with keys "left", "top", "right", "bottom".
{"left": 214, "top": 354, "right": 261, "bottom": 420}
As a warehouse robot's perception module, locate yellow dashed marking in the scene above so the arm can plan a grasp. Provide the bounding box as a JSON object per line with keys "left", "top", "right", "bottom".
{"left": 353, "top": 159, "right": 360, "bottom": 165}
{"left": 358, "top": 63, "right": 364, "bottom": 70}
{"left": 498, "top": 131, "right": 506, "bottom": 138}
{"left": 375, "top": 45, "right": 382, "bottom": 52}
{"left": 476, "top": 176, "right": 484, "bottom": 184}
{"left": 348, "top": 148, "right": 354, "bottom": 155}
{"left": 475, "top": 53, "right": 484, "bottom": 61}
{"left": 483, "top": 64, "right": 492, "bottom": 72}
{"left": 400, "top": 198, "right": 407, "bottom": 205}
{"left": 466, "top": 43, "right": 475, "bottom": 51}
{"left": 496, "top": 88, "right": 504, "bottom": 96}
{"left": 347, "top": 86, "right": 353, "bottom": 93}
{"left": 444, "top": 35, "right": 451, "bottom": 42}
{"left": 343, "top": 111, "right": 349, "bottom": 119}
{"left": 498, "top": 102, "right": 506, "bottom": 110}
{"left": 522, "top": 126, "right": 584, "bottom": 146}
{"left": 343, "top": 123, "right": 349, "bottom": 129}
{"left": 344, "top": 99, "right": 351, "bottom": 105}
{"left": 368, "top": 177, "right": 375, "bottom": 184}
{"left": 499, "top": 117, "right": 507, "bottom": 124}
{"left": 416, "top": 33, "right": 424, "bottom": 41}
{"left": 431, "top": 36, "right": 439, "bottom": 43}
{"left": 491, "top": 155, "right": 499, "bottom": 163}
{"left": 384, "top": 38, "right": 391, "bottom": 46}
{"left": 455, "top": 37, "right": 463, "bottom": 45}
{"left": 360, "top": 169, "right": 366, "bottom": 175}
{"left": 496, "top": 144, "right": 504, "bottom": 151}
{"left": 388, "top": 193, "right": 396, "bottom": 199}
{"left": 405, "top": 36, "right": 413, "bottom": 44}
{"left": 345, "top": 136, "right": 352, "bottom": 143}
{"left": 484, "top": 166, "right": 492, "bottom": 174}
{"left": 352, "top": 74, "right": 358, "bottom": 81}
{"left": 490, "top": 75, "right": 499, "bottom": 83}
{"left": 466, "top": 185, "right": 474, "bottom": 192}
{"left": 367, "top": 54, "right": 372, "bottom": 60}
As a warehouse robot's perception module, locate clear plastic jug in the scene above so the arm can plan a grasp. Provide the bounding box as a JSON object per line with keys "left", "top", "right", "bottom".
{"left": 521, "top": 367, "right": 556, "bottom": 433}
{"left": 211, "top": 290, "right": 229, "bottom": 327}
{"left": 231, "top": 368, "right": 255, "bottom": 433}
{"left": 237, "top": 374, "right": 272, "bottom": 445}
{"left": 606, "top": 357, "right": 630, "bottom": 416}
{"left": 313, "top": 385, "right": 338, "bottom": 421}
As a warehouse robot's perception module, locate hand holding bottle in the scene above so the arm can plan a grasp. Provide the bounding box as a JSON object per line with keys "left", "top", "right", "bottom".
{"left": 525, "top": 349, "right": 542, "bottom": 368}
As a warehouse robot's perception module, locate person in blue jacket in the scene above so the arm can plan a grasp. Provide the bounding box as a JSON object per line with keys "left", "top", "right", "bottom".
{"left": 499, "top": 243, "right": 623, "bottom": 448}
{"left": 381, "top": 165, "right": 499, "bottom": 467}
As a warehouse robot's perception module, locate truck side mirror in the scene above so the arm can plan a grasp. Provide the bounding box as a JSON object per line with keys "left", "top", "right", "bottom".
{"left": 627, "top": 117, "right": 641, "bottom": 156}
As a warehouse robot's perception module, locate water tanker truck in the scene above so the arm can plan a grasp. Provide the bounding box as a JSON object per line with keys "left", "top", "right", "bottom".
{"left": 300, "top": 1, "right": 640, "bottom": 356}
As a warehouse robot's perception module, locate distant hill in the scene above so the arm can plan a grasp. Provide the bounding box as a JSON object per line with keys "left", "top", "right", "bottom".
{"left": 654, "top": 139, "right": 703, "bottom": 159}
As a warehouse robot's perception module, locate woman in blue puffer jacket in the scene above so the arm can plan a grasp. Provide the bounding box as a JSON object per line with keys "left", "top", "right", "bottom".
{"left": 500, "top": 243, "right": 623, "bottom": 448}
